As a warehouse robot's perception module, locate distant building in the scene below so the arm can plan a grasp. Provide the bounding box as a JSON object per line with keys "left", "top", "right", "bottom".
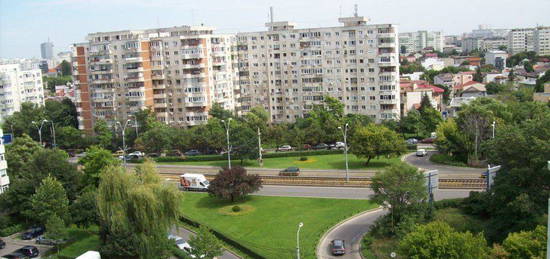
{"left": 485, "top": 50, "right": 508, "bottom": 69}
{"left": 399, "top": 31, "right": 444, "bottom": 54}
{"left": 480, "top": 37, "right": 508, "bottom": 51}
{"left": 434, "top": 72, "right": 474, "bottom": 89}
{"left": 447, "top": 96, "right": 477, "bottom": 117}
{"left": 454, "top": 81, "right": 486, "bottom": 98}
{"left": 462, "top": 37, "right": 482, "bottom": 53}
{"left": 421, "top": 58, "right": 445, "bottom": 71}
{"left": 533, "top": 83, "right": 550, "bottom": 103}
{"left": 40, "top": 41, "right": 54, "bottom": 60}
{"left": 508, "top": 28, "right": 535, "bottom": 54}
{"left": 534, "top": 27, "right": 550, "bottom": 56}
{"left": 0, "top": 63, "right": 45, "bottom": 121}
{"left": 400, "top": 79, "right": 444, "bottom": 115}
{"left": 466, "top": 25, "right": 510, "bottom": 39}
{"left": 0, "top": 128, "right": 8, "bottom": 194}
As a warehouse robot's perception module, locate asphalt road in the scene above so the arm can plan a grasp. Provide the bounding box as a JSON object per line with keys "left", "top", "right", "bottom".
{"left": 171, "top": 227, "right": 240, "bottom": 259}
{"left": 0, "top": 234, "right": 51, "bottom": 258}
{"left": 404, "top": 151, "right": 485, "bottom": 177}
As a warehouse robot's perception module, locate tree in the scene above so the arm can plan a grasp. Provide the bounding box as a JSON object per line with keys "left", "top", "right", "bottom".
{"left": 399, "top": 221, "right": 489, "bottom": 259}
{"left": 134, "top": 125, "right": 172, "bottom": 154}
{"left": 60, "top": 60, "right": 72, "bottom": 76}
{"left": 56, "top": 126, "right": 86, "bottom": 149}
{"left": 208, "top": 167, "right": 262, "bottom": 202}
{"left": 209, "top": 103, "right": 234, "bottom": 121}
{"left": 231, "top": 124, "right": 259, "bottom": 165}
{"left": 349, "top": 124, "right": 407, "bottom": 165}
{"left": 535, "top": 70, "right": 550, "bottom": 92}
{"left": 42, "top": 76, "right": 72, "bottom": 92}
{"left": 485, "top": 82, "right": 507, "bottom": 95}
{"left": 435, "top": 119, "right": 469, "bottom": 162}
{"left": 30, "top": 176, "right": 70, "bottom": 225}
{"left": 70, "top": 187, "right": 99, "bottom": 228}
{"left": 473, "top": 66, "right": 483, "bottom": 82}
{"left": 501, "top": 225, "right": 546, "bottom": 259}
{"left": 94, "top": 119, "right": 113, "bottom": 150}
{"left": 419, "top": 107, "right": 442, "bottom": 136}
{"left": 399, "top": 110, "right": 423, "bottom": 137}
{"left": 97, "top": 160, "right": 180, "bottom": 258}
{"left": 45, "top": 99, "right": 78, "bottom": 128}
{"left": 370, "top": 164, "right": 427, "bottom": 224}
{"left": 188, "top": 226, "right": 224, "bottom": 259}
{"left": 79, "top": 146, "right": 120, "bottom": 187}
{"left": 4, "top": 134, "right": 42, "bottom": 177}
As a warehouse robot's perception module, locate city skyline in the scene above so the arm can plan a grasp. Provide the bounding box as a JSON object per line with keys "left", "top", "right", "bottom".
{"left": 1, "top": 0, "right": 550, "bottom": 58}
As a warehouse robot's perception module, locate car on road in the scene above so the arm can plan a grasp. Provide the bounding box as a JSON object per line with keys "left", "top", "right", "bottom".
{"left": 16, "top": 246, "right": 39, "bottom": 258}
{"left": 36, "top": 236, "right": 67, "bottom": 246}
{"left": 416, "top": 149, "right": 428, "bottom": 157}
{"left": 330, "top": 239, "right": 346, "bottom": 255}
{"left": 279, "top": 167, "right": 300, "bottom": 176}
{"left": 168, "top": 235, "right": 203, "bottom": 258}
{"left": 277, "top": 145, "right": 293, "bottom": 152}
{"left": 128, "top": 151, "right": 144, "bottom": 157}
{"left": 420, "top": 137, "right": 435, "bottom": 144}
{"left": 21, "top": 227, "right": 45, "bottom": 240}
{"left": 0, "top": 238, "right": 5, "bottom": 249}
{"left": 313, "top": 143, "right": 329, "bottom": 150}
{"left": 184, "top": 150, "right": 201, "bottom": 156}
{"left": 406, "top": 138, "right": 418, "bottom": 145}
{"left": 1, "top": 252, "right": 28, "bottom": 259}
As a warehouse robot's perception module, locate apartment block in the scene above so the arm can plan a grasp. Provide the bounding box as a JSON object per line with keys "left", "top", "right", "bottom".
{"left": 0, "top": 63, "right": 45, "bottom": 122}
{"left": 236, "top": 16, "right": 400, "bottom": 123}
{"left": 0, "top": 128, "right": 8, "bottom": 194}
{"left": 398, "top": 31, "right": 444, "bottom": 54}
{"left": 508, "top": 28, "right": 535, "bottom": 54}
{"left": 534, "top": 27, "right": 550, "bottom": 56}
{"left": 72, "top": 26, "right": 238, "bottom": 132}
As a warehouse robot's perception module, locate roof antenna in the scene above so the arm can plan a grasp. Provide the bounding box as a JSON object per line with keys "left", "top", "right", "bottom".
{"left": 354, "top": 4, "right": 358, "bottom": 17}
{"left": 270, "top": 6, "right": 274, "bottom": 23}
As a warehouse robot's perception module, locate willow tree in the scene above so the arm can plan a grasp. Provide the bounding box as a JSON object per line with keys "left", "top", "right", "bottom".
{"left": 97, "top": 160, "right": 181, "bottom": 258}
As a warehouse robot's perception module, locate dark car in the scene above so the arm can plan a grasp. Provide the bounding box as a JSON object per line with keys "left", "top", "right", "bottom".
{"left": 2, "top": 252, "right": 28, "bottom": 259}
{"left": 21, "top": 227, "right": 45, "bottom": 240}
{"left": 331, "top": 239, "right": 346, "bottom": 255}
{"left": 16, "top": 245, "right": 39, "bottom": 258}
{"left": 313, "top": 143, "right": 329, "bottom": 150}
{"left": 279, "top": 167, "right": 300, "bottom": 176}
{"left": 0, "top": 238, "right": 5, "bottom": 249}
{"left": 184, "top": 150, "right": 201, "bottom": 156}
{"left": 35, "top": 236, "right": 67, "bottom": 246}
{"left": 420, "top": 137, "right": 435, "bottom": 144}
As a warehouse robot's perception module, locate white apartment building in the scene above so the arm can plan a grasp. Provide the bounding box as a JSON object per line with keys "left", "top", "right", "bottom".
{"left": 73, "top": 26, "right": 238, "bottom": 133}
{"left": 398, "top": 31, "right": 444, "bottom": 54}
{"left": 0, "top": 128, "right": 9, "bottom": 194}
{"left": 485, "top": 50, "right": 508, "bottom": 69}
{"left": 480, "top": 37, "right": 508, "bottom": 51}
{"left": 508, "top": 28, "right": 535, "bottom": 54}
{"left": 236, "top": 16, "right": 400, "bottom": 123}
{"left": 0, "top": 63, "right": 45, "bottom": 122}
{"left": 534, "top": 27, "right": 550, "bottom": 56}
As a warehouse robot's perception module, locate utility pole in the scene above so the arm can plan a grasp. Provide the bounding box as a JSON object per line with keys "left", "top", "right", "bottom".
{"left": 32, "top": 120, "right": 48, "bottom": 146}
{"left": 491, "top": 121, "right": 496, "bottom": 139}
{"left": 116, "top": 119, "right": 132, "bottom": 168}
{"left": 221, "top": 118, "right": 232, "bottom": 169}
{"left": 257, "top": 127, "right": 263, "bottom": 167}
{"left": 49, "top": 121, "right": 56, "bottom": 147}
{"left": 338, "top": 123, "right": 350, "bottom": 182}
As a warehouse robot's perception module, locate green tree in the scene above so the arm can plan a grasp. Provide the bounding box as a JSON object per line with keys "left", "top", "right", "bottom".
{"left": 45, "top": 99, "right": 78, "bottom": 128}
{"left": 4, "top": 134, "right": 42, "bottom": 177}
{"left": 501, "top": 225, "right": 547, "bottom": 259}
{"left": 349, "top": 124, "right": 407, "bottom": 165}
{"left": 45, "top": 214, "right": 68, "bottom": 253}
{"left": 79, "top": 145, "right": 120, "bottom": 187}
{"left": 485, "top": 82, "right": 508, "bottom": 94}
{"left": 70, "top": 187, "right": 99, "bottom": 228}
{"left": 30, "top": 176, "right": 70, "bottom": 225}
{"left": 56, "top": 126, "right": 86, "bottom": 149}
{"left": 370, "top": 164, "right": 427, "bottom": 224}
{"left": 435, "top": 119, "right": 469, "bottom": 162}
{"left": 94, "top": 119, "right": 113, "bottom": 149}
{"left": 188, "top": 226, "right": 224, "bottom": 259}
{"left": 399, "top": 110, "right": 423, "bottom": 137}
{"left": 473, "top": 66, "right": 483, "bottom": 82}
{"left": 42, "top": 76, "right": 72, "bottom": 92}
{"left": 3, "top": 102, "right": 46, "bottom": 140}
{"left": 419, "top": 107, "right": 442, "bottom": 136}
{"left": 97, "top": 160, "right": 180, "bottom": 258}
{"left": 134, "top": 125, "right": 172, "bottom": 154}
{"left": 209, "top": 103, "right": 234, "bottom": 121}
{"left": 399, "top": 221, "right": 489, "bottom": 259}
{"left": 208, "top": 166, "right": 262, "bottom": 202}
{"left": 535, "top": 70, "right": 550, "bottom": 92}
{"left": 60, "top": 60, "right": 72, "bottom": 76}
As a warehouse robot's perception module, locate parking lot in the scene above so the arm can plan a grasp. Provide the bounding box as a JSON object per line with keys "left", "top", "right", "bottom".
{"left": 1, "top": 233, "right": 51, "bottom": 258}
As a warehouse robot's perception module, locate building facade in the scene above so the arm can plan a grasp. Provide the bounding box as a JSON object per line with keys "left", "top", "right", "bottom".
{"left": 236, "top": 16, "right": 400, "bottom": 123}
{"left": 399, "top": 31, "right": 444, "bottom": 54}
{"left": 72, "top": 26, "right": 238, "bottom": 132}
{"left": 508, "top": 28, "right": 535, "bottom": 54}
{"left": 41, "top": 41, "right": 54, "bottom": 60}
{"left": 0, "top": 63, "right": 45, "bottom": 121}
{"left": 480, "top": 37, "right": 508, "bottom": 51}
{"left": 0, "top": 128, "right": 8, "bottom": 194}
{"left": 534, "top": 27, "right": 550, "bottom": 56}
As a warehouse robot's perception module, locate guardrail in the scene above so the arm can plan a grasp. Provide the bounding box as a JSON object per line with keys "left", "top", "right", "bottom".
{"left": 160, "top": 173, "right": 486, "bottom": 189}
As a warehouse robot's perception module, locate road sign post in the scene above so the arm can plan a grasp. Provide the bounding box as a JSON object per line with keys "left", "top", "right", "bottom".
{"left": 485, "top": 165, "right": 501, "bottom": 191}
{"left": 424, "top": 170, "right": 439, "bottom": 205}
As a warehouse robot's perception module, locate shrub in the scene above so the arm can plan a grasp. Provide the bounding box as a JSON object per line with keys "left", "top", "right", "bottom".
{"left": 145, "top": 150, "right": 344, "bottom": 163}
{"left": 433, "top": 198, "right": 464, "bottom": 209}
{"left": 232, "top": 206, "right": 241, "bottom": 212}
{"left": 299, "top": 157, "right": 308, "bottom": 161}
{"left": 0, "top": 224, "right": 24, "bottom": 237}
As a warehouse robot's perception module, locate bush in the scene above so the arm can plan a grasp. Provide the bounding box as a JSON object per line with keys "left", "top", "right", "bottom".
{"left": 0, "top": 224, "right": 24, "bottom": 237}
{"left": 299, "top": 157, "right": 308, "bottom": 161}
{"left": 141, "top": 150, "right": 344, "bottom": 163}
{"left": 434, "top": 198, "right": 464, "bottom": 210}
{"left": 232, "top": 206, "right": 241, "bottom": 212}
{"left": 429, "top": 153, "right": 468, "bottom": 167}
{"left": 407, "top": 144, "right": 418, "bottom": 151}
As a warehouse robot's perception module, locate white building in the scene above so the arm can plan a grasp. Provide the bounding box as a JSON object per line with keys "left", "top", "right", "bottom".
{"left": 480, "top": 37, "right": 508, "bottom": 51}
{"left": 236, "top": 16, "right": 401, "bottom": 123}
{"left": 508, "top": 28, "right": 535, "bottom": 54}
{"left": 421, "top": 58, "right": 445, "bottom": 71}
{"left": 534, "top": 27, "right": 550, "bottom": 56}
{"left": 399, "top": 31, "right": 444, "bottom": 54}
{"left": 0, "top": 63, "right": 45, "bottom": 122}
{"left": 0, "top": 128, "right": 8, "bottom": 194}
{"left": 485, "top": 50, "right": 508, "bottom": 69}
{"left": 466, "top": 25, "right": 509, "bottom": 39}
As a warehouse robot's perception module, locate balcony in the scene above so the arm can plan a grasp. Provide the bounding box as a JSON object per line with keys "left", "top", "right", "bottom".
{"left": 378, "top": 42, "right": 396, "bottom": 48}
{"left": 126, "top": 67, "right": 144, "bottom": 72}
{"left": 90, "top": 58, "right": 112, "bottom": 64}
{"left": 211, "top": 50, "right": 225, "bottom": 56}
{"left": 90, "top": 78, "right": 114, "bottom": 84}
{"left": 152, "top": 74, "right": 165, "bottom": 80}
{"left": 154, "top": 93, "right": 165, "bottom": 98}
{"left": 185, "top": 101, "right": 207, "bottom": 108}
{"left": 379, "top": 99, "right": 399, "bottom": 104}
{"left": 124, "top": 76, "right": 145, "bottom": 83}
{"left": 90, "top": 69, "right": 113, "bottom": 74}
{"left": 124, "top": 56, "right": 143, "bottom": 62}
{"left": 182, "top": 63, "right": 205, "bottom": 69}
{"left": 182, "top": 73, "right": 206, "bottom": 79}
{"left": 154, "top": 102, "right": 168, "bottom": 108}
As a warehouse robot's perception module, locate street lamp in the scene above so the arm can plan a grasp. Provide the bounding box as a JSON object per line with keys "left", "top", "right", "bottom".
{"left": 221, "top": 118, "right": 232, "bottom": 169}
{"left": 338, "top": 123, "right": 350, "bottom": 182}
{"left": 257, "top": 127, "right": 263, "bottom": 167}
{"left": 491, "top": 121, "right": 496, "bottom": 139}
{"left": 296, "top": 222, "right": 304, "bottom": 259}
{"left": 115, "top": 119, "right": 132, "bottom": 168}
{"left": 32, "top": 120, "right": 48, "bottom": 145}
{"left": 129, "top": 114, "right": 139, "bottom": 137}
{"left": 49, "top": 120, "right": 56, "bottom": 147}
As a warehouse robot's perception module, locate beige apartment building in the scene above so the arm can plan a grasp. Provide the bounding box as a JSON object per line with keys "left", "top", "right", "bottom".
{"left": 73, "top": 26, "right": 238, "bottom": 133}
{"left": 236, "top": 16, "right": 400, "bottom": 123}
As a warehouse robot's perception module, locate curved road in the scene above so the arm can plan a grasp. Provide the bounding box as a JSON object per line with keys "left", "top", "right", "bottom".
{"left": 405, "top": 151, "right": 485, "bottom": 177}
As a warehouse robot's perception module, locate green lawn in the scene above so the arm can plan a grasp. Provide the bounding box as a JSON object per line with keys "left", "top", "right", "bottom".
{"left": 161, "top": 154, "right": 401, "bottom": 170}
{"left": 181, "top": 193, "right": 377, "bottom": 259}
{"left": 47, "top": 226, "right": 100, "bottom": 259}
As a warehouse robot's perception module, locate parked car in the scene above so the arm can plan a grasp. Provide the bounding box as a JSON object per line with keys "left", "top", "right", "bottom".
{"left": 16, "top": 246, "right": 39, "bottom": 258}
{"left": 36, "top": 236, "right": 67, "bottom": 246}
{"left": 416, "top": 149, "right": 428, "bottom": 157}
{"left": 184, "top": 150, "right": 201, "bottom": 156}
{"left": 21, "top": 227, "right": 44, "bottom": 240}
{"left": 406, "top": 138, "right": 418, "bottom": 145}
{"left": 147, "top": 153, "right": 160, "bottom": 158}
{"left": 334, "top": 142, "right": 346, "bottom": 150}
{"left": 420, "top": 138, "right": 435, "bottom": 144}
{"left": 1, "top": 252, "right": 28, "bottom": 259}
{"left": 331, "top": 239, "right": 346, "bottom": 255}
{"left": 0, "top": 238, "right": 5, "bottom": 249}
{"left": 277, "top": 145, "right": 292, "bottom": 152}
{"left": 313, "top": 143, "right": 329, "bottom": 150}
{"left": 165, "top": 150, "right": 184, "bottom": 157}
{"left": 128, "top": 151, "right": 144, "bottom": 157}
{"left": 168, "top": 235, "right": 201, "bottom": 258}
{"left": 279, "top": 167, "right": 300, "bottom": 176}
{"left": 303, "top": 144, "right": 312, "bottom": 150}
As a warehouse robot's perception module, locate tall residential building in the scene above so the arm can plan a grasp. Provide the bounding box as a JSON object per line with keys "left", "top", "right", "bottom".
{"left": 41, "top": 41, "right": 54, "bottom": 60}
{"left": 466, "top": 25, "right": 509, "bottom": 39}
{"left": 237, "top": 16, "right": 400, "bottom": 122}
{"left": 0, "top": 63, "right": 45, "bottom": 121}
{"left": 0, "top": 128, "right": 8, "bottom": 194}
{"left": 534, "top": 27, "right": 550, "bottom": 56}
{"left": 508, "top": 28, "right": 535, "bottom": 54}
{"left": 73, "top": 26, "right": 238, "bottom": 133}
{"left": 398, "top": 31, "right": 444, "bottom": 54}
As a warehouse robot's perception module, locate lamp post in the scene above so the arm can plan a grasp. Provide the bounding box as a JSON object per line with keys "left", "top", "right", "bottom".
{"left": 221, "top": 118, "right": 232, "bottom": 169}
{"left": 257, "top": 127, "right": 263, "bottom": 167}
{"left": 296, "top": 222, "right": 303, "bottom": 259}
{"left": 338, "top": 123, "right": 350, "bottom": 182}
{"left": 129, "top": 115, "right": 139, "bottom": 137}
{"left": 491, "top": 120, "right": 496, "bottom": 139}
{"left": 115, "top": 119, "right": 132, "bottom": 168}
{"left": 49, "top": 121, "right": 56, "bottom": 147}
{"left": 32, "top": 120, "right": 48, "bottom": 145}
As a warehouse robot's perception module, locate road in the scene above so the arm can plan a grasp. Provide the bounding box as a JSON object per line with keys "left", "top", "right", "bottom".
{"left": 171, "top": 227, "right": 240, "bottom": 259}
{"left": 404, "top": 151, "right": 485, "bottom": 177}
{"left": 0, "top": 233, "right": 51, "bottom": 258}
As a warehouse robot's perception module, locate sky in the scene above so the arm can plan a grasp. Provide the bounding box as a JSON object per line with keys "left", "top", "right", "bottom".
{"left": 1, "top": 0, "right": 549, "bottom": 58}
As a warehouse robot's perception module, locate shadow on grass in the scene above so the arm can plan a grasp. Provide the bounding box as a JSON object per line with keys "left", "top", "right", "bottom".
{"left": 326, "top": 160, "right": 394, "bottom": 170}
{"left": 194, "top": 194, "right": 255, "bottom": 209}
